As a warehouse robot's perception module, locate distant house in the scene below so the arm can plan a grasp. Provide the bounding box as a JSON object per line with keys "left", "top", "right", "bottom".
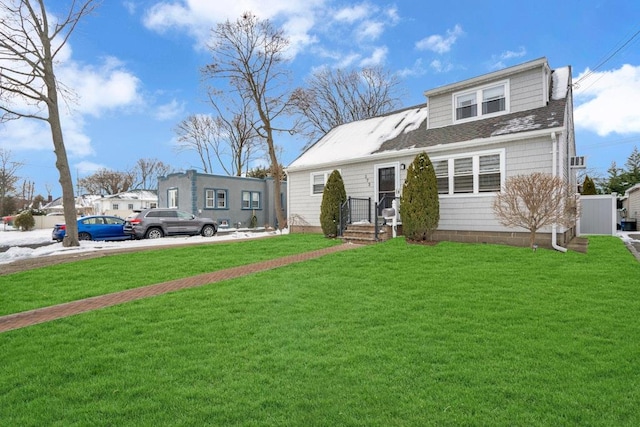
{"left": 622, "top": 183, "right": 640, "bottom": 231}
{"left": 158, "top": 170, "right": 287, "bottom": 229}
{"left": 92, "top": 189, "right": 158, "bottom": 218}
{"left": 43, "top": 194, "right": 101, "bottom": 216}
{"left": 286, "top": 57, "right": 580, "bottom": 249}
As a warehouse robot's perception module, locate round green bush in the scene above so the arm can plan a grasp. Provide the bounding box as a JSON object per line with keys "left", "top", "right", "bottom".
{"left": 14, "top": 210, "right": 36, "bottom": 231}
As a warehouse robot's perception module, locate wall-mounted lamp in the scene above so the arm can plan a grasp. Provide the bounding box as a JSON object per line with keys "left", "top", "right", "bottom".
{"left": 400, "top": 163, "right": 406, "bottom": 170}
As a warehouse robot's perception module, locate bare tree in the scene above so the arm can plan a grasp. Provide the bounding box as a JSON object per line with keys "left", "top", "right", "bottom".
{"left": 0, "top": 0, "right": 98, "bottom": 247}
{"left": 203, "top": 11, "right": 292, "bottom": 229}
{"left": 131, "top": 158, "right": 172, "bottom": 190}
{"left": 174, "top": 114, "right": 217, "bottom": 174}
{"left": 207, "top": 92, "right": 263, "bottom": 176}
{"left": 290, "top": 66, "right": 404, "bottom": 145}
{"left": 493, "top": 172, "right": 578, "bottom": 249}
{"left": 0, "top": 148, "right": 22, "bottom": 215}
{"left": 78, "top": 168, "right": 134, "bottom": 195}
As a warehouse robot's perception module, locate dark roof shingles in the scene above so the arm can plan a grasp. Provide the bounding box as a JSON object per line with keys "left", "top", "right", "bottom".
{"left": 374, "top": 98, "right": 567, "bottom": 154}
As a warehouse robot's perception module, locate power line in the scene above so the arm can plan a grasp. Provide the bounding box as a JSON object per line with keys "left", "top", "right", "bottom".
{"left": 573, "top": 27, "right": 640, "bottom": 90}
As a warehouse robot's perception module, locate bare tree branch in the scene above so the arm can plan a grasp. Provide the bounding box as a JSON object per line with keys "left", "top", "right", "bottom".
{"left": 0, "top": 0, "right": 99, "bottom": 246}
{"left": 290, "top": 66, "right": 404, "bottom": 146}
{"left": 493, "top": 172, "right": 579, "bottom": 248}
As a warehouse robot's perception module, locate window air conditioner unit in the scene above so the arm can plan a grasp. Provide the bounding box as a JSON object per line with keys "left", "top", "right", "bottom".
{"left": 570, "top": 156, "right": 586, "bottom": 169}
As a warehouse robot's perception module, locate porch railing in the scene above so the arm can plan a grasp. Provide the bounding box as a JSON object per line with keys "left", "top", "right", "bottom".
{"left": 338, "top": 197, "right": 371, "bottom": 236}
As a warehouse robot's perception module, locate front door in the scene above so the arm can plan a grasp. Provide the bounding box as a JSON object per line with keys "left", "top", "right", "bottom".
{"left": 377, "top": 165, "right": 397, "bottom": 210}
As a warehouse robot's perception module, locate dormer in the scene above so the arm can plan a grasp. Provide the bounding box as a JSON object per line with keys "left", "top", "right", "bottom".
{"left": 424, "top": 57, "right": 552, "bottom": 129}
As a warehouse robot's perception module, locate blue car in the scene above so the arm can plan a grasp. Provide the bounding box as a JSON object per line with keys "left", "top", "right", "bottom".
{"left": 52, "top": 215, "right": 133, "bottom": 242}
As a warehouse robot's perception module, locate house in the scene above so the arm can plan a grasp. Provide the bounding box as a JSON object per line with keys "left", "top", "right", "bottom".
{"left": 286, "top": 57, "right": 580, "bottom": 249}
{"left": 92, "top": 189, "right": 158, "bottom": 218}
{"left": 43, "top": 194, "right": 101, "bottom": 216}
{"left": 622, "top": 183, "right": 640, "bottom": 231}
{"left": 158, "top": 170, "right": 287, "bottom": 229}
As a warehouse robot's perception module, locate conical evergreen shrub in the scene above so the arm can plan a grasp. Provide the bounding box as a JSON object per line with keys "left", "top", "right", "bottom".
{"left": 401, "top": 152, "right": 439, "bottom": 241}
{"left": 320, "top": 170, "right": 347, "bottom": 237}
{"left": 581, "top": 175, "right": 597, "bottom": 195}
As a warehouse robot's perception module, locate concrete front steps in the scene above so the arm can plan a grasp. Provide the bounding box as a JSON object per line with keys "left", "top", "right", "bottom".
{"left": 341, "top": 222, "right": 393, "bottom": 245}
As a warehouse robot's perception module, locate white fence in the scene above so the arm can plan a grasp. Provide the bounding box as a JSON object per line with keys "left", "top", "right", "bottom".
{"left": 579, "top": 194, "right": 617, "bottom": 236}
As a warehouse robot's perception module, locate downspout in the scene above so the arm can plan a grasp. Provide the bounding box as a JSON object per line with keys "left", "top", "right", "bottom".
{"left": 551, "top": 131, "right": 567, "bottom": 252}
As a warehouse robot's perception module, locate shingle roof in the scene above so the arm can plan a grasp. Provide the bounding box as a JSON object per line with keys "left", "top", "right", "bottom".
{"left": 373, "top": 97, "right": 567, "bottom": 154}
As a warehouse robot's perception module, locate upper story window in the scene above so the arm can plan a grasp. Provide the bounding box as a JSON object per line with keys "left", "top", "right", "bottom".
{"left": 454, "top": 81, "right": 508, "bottom": 123}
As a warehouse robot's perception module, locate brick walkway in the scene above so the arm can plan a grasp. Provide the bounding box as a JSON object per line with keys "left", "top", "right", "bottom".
{"left": 0, "top": 243, "right": 359, "bottom": 334}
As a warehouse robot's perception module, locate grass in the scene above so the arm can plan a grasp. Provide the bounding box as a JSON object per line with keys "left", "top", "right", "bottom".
{"left": 0, "top": 234, "right": 340, "bottom": 316}
{"left": 1, "top": 235, "right": 639, "bottom": 425}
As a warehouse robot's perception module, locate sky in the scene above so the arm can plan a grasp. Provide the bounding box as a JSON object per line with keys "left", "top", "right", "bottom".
{"left": 1, "top": 0, "right": 640, "bottom": 198}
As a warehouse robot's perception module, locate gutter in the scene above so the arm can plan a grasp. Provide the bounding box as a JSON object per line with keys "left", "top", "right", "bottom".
{"left": 551, "top": 131, "right": 567, "bottom": 253}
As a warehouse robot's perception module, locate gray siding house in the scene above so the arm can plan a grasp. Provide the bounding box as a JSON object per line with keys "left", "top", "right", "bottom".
{"left": 286, "top": 57, "right": 580, "bottom": 249}
{"left": 158, "top": 170, "right": 287, "bottom": 230}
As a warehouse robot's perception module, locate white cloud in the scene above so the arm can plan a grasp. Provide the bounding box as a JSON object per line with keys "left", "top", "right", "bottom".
{"left": 490, "top": 47, "right": 527, "bottom": 69}
{"left": 75, "top": 160, "right": 107, "bottom": 175}
{"left": 359, "top": 46, "right": 388, "bottom": 67}
{"left": 398, "top": 59, "right": 427, "bottom": 78}
{"left": 143, "top": 0, "right": 324, "bottom": 56}
{"left": 155, "top": 99, "right": 186, "bottom": 121}
{"left": 430, "top": 59, "right": 454, "bottom": 73}
{"left": 122, "top": 1, "right": 137, "bottom": 15}
{"left": 334, "top": 4, "right": 370, "bottom": 23}
{"left": 574, "top": 64, "right": 640, "bottom": 136}
{"left": 357, "top": 20, "right": 384, "bottom": 41}
{"left": 59, "top": 57, "right": 142, "bottom": 117}
{"left": 415, "top": 24, "right": 463, "bottom": 54}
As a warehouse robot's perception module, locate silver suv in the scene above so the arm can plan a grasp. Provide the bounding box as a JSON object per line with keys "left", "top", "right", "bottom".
{"left": 124, "top": 208, "right": 217, "bottom": 239}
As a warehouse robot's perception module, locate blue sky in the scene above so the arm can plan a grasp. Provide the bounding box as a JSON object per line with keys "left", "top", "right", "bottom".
{"left": 2, "top": 0, "right": 640, "bottom": 197}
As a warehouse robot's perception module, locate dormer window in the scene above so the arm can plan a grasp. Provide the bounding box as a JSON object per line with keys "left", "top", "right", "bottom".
{"left": 454, "top": 81, "right": 509, "bottom": 123}
{"left": 456, "top": 93, "right": 477, "bottom": 120}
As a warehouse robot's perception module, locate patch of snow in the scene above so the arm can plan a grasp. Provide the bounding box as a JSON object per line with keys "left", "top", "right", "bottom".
{"left": 0, "top": 226, "right": 289, "bottom": 267}
{"left": 288, "top": 106, "right": 428, "bottom": 169}
{"left": 491, "top": 115, "right": 542, "bottom": 136}
{"left": 552, "top": 67, "right": 570, "bottom": 100}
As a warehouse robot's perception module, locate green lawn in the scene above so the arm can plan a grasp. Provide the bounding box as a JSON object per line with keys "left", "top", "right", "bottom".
{"left": 0, "top": 234, "right": 341, "bottom": 316}
{"left": 1, "top": 235, "right": 639, "bottom": 426}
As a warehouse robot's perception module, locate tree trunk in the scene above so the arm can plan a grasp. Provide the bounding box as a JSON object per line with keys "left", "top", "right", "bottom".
{"left": 42, "top": 38, "right": 78, "bottom": 247}
{"left": 266, "top": 130, "right": 286, "bottom": 230}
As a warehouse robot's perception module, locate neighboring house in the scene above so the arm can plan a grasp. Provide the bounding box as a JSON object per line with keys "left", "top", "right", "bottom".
{"left": 622, "top": 184, "right": 640, "bottom": 231}
{"left": 158, "top": 170, "right": 287, "bottom": 229}
{"left": 43, "top": 194, "right": 101, "bottom": 216}
{"left": 286, "top": 57, "right": 580, "bottom": 249}
{"left": 92, "top": 190, "right": 158, "bottom": 218}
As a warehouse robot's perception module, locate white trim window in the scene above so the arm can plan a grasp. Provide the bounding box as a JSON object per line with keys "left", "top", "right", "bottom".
{"left": 310, "top": 171, "right": 334, "bottom": 195}
{"left": 434, "top": 150, "right": 504, "bottom": 195}
{"left": 168, "top": 188, "right": 178, "bottom": 208}
{"left": 454, "top": 81, "right": 509, "bottom": 122}
{"left": 205, "top": 189, "right": 227, "bottom": 209}
{"left": 242, "top": 191, "right": 261, "bottom": 209}
{"left": 434, "top": 160, "right": 450, "bottom": 194}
